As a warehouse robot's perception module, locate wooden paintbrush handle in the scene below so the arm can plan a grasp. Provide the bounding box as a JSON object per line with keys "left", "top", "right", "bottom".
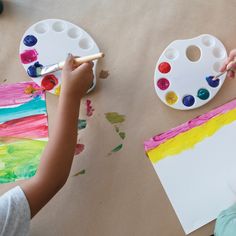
{"left": 58, "top": 52, "right": 104, "bottom": 69}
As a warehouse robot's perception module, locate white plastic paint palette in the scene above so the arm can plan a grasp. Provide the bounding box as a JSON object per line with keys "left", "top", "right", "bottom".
{"left": 19, "top": 19, "right": 100, "bottom": 95}
{"left": 154, "top": 34, "right": 227, "bottom": 110}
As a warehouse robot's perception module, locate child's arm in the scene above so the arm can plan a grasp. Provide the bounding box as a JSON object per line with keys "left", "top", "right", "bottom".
{"left": 21, "top": 54, "right": 94, "bottom": 217}
{"left": 220, "top": 49, "right": 236, "bottom": 78}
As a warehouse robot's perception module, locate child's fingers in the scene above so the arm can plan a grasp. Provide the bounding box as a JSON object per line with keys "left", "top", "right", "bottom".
{"left": 220, "top": 50, "right": 236, "bottom": 72}
{"left": 63, "top": 53, "right": 74, "bottom": 72}
{"left": 227, "top": 70, "right": 234, "bottom": 79}
{"left": 226, "top": 61, "right": 236, "bottom": 70}
{"left": 73, "top": 62, "right": 94, "bottom": 75}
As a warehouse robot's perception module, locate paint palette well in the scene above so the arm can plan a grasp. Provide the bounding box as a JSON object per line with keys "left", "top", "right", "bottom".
{"left": 154, "top": 34, "right": 227, "bottom": 110}
{"left": 19, "top": 19, "right": 100, "bottom": 95}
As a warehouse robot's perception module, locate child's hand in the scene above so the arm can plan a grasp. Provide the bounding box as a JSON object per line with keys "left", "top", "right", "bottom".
{"left": 220, "top": 49, "right": 236, "bottom": 79}
{"left": 61, "top": 54, "right": 94, "bottom": 101}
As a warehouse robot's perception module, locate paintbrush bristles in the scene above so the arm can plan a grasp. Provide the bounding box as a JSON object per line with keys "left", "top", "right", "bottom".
{"left": 59, "top": 52, "right": 104, "bottom": 69}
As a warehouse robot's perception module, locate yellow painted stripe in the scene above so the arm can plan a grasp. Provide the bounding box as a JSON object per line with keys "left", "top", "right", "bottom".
{"left": 147, "top": 108, "right": 236, "bottom": 164}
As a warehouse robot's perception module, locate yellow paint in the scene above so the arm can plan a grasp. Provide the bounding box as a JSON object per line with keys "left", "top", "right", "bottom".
{"left": 24, "top": 85, "right": 37, "bottom": 94}
{"left": 147, "top": 108, "right": 236, "bottom": 164}
{"left": 55, "top": 85, "right": 61, "bottom": 96}
{"left": 166, "top": 91, "right": 178, "bottom": 105}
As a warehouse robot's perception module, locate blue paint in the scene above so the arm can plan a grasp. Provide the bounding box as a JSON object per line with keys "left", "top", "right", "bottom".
{"left": 183, "top": 95, "right": 195, "bottom": 107}
{"left": 23, "top": 35, "right": 38, "bottom": 47}
{"left": 206, "top": 76, "right": 220, "bottom": 88}
{"left": 27, "top": 62, "right": 43, "bottom": 78}
{"left": 0, "top": 96, "right": 47, "bottom": 123}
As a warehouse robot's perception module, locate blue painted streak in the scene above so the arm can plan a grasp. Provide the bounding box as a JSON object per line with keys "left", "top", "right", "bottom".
{"left": 0, "top": 96, "right": 47, "bottom": 123}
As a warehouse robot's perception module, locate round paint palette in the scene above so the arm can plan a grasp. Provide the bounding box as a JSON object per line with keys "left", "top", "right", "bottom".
{"left": 19, "top": 19, "right": 100, "bottom": 95}
{"left": 154, "top": 34, "right": 228, "bottom": 110}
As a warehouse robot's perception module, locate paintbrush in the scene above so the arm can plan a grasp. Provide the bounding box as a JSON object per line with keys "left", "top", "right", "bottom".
{"left": 213, "top": 60, "right": 236, "bottom": 81}
{"left": 29, "top": 52, "right": 104, "bottom": 78}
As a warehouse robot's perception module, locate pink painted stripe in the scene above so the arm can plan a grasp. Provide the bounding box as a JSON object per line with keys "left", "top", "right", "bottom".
{"left": 0, "top": 114, "right": 48, "bottom": 138}
{"left": 144, "top": 99, "right": 236, "bottom": 151}
{"left": 0, "top": 82, "right": 44, "bottom": 107}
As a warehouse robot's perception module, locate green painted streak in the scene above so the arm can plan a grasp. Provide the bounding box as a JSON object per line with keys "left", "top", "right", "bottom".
{"left": 111, "top": 144, "right": 123, "bottom": 152}
{"left": 115, "top": 126, "right": 120, "bottom": 133}
{"left": 105, "top": 112, "right": 125, "bottom": 124}
{"left": 119, "top": 132, "right": 126, "bottom": 140}
{"left": 0, "top": 139, "right": 47, "bottom": 183}
{"left": 73, "top": 169, "right": 86, "bottom": 176}
{"left": 78, "top": 119, "right": 87, "bottom": 130}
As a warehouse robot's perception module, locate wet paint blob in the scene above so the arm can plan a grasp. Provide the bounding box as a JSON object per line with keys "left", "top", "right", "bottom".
{"left": 23, "top": 35, "right": 38, "bottom": 47}
{"left": 158, "top": 62, "right": 171, "bottom": 73}
{"left": 197, "top": 88, "right": 210, "bottom": 100}
{"left": 20, "top": 49, "right": 38, "bottom": 64}
{"left": 73, "top": 169, "right": 86, "bottom": 176}
{"left": 157, "top": 78, "right": 170, "bottom": 90}
{"left": 105, "top": 112, "right": 125, "bottom": 124}
{"left": 206, "top": 76, "right": 220, "bottom": 88}
{"left": 41, "top": 74, "right": 58, "bottom": 90}
{"left": 74, "top": 143, "right": 85, "bottom": 155}
{"left": 183, "top": 95, "right": 195, "bottom": 107}
{"left": 86, "top": 99, "right": 94, "bottom": 117}
{"left": 165, "top": 91, "right": 178, "bottom": 105}
{"left": 27, "top": 62, "right": 43, "bottom": 78}
{"left": 55, "top": 85, "right": 61, "bottom": 96}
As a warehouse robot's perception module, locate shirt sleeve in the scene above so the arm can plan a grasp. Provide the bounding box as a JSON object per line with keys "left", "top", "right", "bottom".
{"left": 0, "top": 186, "right": 31, "bottom": 236}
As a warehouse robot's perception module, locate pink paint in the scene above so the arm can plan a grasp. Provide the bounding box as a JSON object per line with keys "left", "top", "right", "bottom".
{"left": 0, "top": 82, "right": 44, "bottom": 107}
{"left": 20, "top": 49, "right": 38, "bottom": 64}
{"left": 86, "top": 99, "right": 94, "bottom": 117}
{"left": 144, "top": 98, "right": 236, "bottom": 151}
{"left": 157, "top": 78, "right": 170, "bottom": 90}
{"left": 75, "top": 143, "right": 85, "bottom": 155}
{"left": 0, "top": 114, "right": 48, "bottom": 138}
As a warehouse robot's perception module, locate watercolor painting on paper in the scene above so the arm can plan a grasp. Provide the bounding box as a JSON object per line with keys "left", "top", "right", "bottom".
{"left": 0, "top": 82, "right": 48, "bottom": 184}
{"left": 145, "top": 99, "right": 236, "bottom": 234}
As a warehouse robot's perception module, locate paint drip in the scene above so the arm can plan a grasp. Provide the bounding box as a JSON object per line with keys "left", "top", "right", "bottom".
{"left": 158, "top": 62, "right": 171, "bottom": 73}
{"left": 41, "top": 74, "right": 58, "bottom": 90}
{"left": 27, "top": 62, "right": 43, "bottom": 78}
{"left": 105, "top": 112, "right": 125, "bottom": 124}
{"left": 23, "top": 35, "right": 38, "bottom": 47}
{"left": 165, "top": 91, "right": 178, "bottom": 105}
{"left": 20, "top": 49, "right": 38, "bottom": 64}
{"left": 73, "top": 169, "right": 86, "bottom": 176}
{"left": 75, "top": 143, "right": 85, "bottom": 155}
{"left": 108, "top": 144, "right": 123, "bottom": 155}
{"left": 86, "top": 99, "right": 94, "bottom": 116}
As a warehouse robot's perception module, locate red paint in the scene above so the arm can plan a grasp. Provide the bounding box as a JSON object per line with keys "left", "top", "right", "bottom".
{"left": 158, "top": 62, "right": 171, "bottom": 73}
{"left": 20, "top": 49, "right": 38, "bottom": 64}
{"left": 157, "top": 78, "right": 170, "bottom": 90}
{"left": 86, "top": 99, "right": 94, "bottom": 117}
{"left": 75, "top": 143, "right": 85, "bottom": 155}
{"left": 0, "top": 114, "right": 48, "bottom": 138}
{"left": 41, "top": 74, "right": 58, "bottom": 90}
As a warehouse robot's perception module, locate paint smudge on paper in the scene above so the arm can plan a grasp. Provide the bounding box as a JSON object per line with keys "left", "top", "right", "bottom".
{"left": 105, "top": 112, "right": 125, "bottom": 124}
{"left": 86, "top": 99, "right": 94, "bottom": 117}
{"left": 24, "top": 84, "right": 44, "bottom": 95}
{"left": 0, "top": 82, "right": 48, "bottom": 184}
{"left": 108, "top": 144, "right": 123, "bottom": 155}
{"left": 20, "top": 49, "right": 38, "bottom": 64}
{"left": 73, "top": 169, "right": 86, "bottom": 176}
{"left": 115, "top": 126, "right": 119, "bottom": 133}
{"left": 75, "top": 143, "right": 85, "bottom": 155}
{"left": 99, "top": 70, "right": 109, "bottom": 79}
{"left": 119, "top": 132, "right": 125, "bottom": 140}
{"left": 78, "top": 119, "right": 87, "bottom": 130}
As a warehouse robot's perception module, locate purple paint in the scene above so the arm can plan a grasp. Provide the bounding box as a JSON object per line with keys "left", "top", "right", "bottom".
{"left": 23, "top": 35, "right": 38, "bottom": 47}
{"left": 183, "top": 95, "right": 195, "bottom": 107}
{"left": 20, "top": 49, "right": 38, "bottom": 64}
{"left": 206, "top": 76, "right": 219, "bottom": 88}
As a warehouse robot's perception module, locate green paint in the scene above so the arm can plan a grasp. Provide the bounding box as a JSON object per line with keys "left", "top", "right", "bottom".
{"left": 197, "top": 88, "right": 210, "bottom": 100}
{"left": 73, "top": 169, "right": 86, "bottom": 176}
{"left": 78, "top": 119, "right": 87, "bottom": 130}
{"left": 105, "top": 112, "right": 125, "bottom": 124}
{"left": 0, "top": 138, "right": 47, "bottom": 183}
{"left": 119, "top": 132, "right": 126, "bottom": 140}
{"left": 115, "top": 126, "right": 119, "bottom": 133}
{"left": 111, "top": 144, "right": 123, "bottom": 153}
